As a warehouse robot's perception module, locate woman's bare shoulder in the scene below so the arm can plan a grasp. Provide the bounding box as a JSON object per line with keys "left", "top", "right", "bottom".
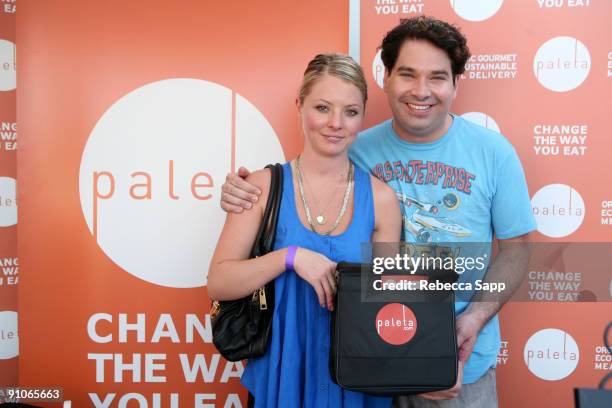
{"left": 245, "top": 167, "right": 273, "bottom": 207}
{"left": 370, "top": 174, "right": 397, "bottom": 206}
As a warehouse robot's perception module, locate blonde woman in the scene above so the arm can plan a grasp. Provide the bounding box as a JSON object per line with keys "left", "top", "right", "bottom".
{"left": 208, "top": 54, "right": 401, "bottom": 407}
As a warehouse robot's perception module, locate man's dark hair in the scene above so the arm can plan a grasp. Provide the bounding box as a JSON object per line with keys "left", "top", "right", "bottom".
{"left": 380, "top": 16, "right": 470, "bottom": 79}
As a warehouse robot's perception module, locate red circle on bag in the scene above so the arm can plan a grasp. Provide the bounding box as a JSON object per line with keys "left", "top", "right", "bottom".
{"left": 375, "top": 303, "right": 417, "bottom": 345}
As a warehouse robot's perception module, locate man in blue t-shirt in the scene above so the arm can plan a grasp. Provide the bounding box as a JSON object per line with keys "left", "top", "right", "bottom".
{"left": 221, "top": 16, "right": 535, "bottom": 408}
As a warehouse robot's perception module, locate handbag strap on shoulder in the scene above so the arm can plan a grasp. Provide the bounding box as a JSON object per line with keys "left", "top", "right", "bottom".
{"left": 251, "top": 163, "right": 284, "bottom": 257}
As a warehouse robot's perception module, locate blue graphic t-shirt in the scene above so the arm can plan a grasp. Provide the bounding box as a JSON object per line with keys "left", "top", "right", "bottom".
{"left": 349, "top": 115, "right": 537, "bottom": 384}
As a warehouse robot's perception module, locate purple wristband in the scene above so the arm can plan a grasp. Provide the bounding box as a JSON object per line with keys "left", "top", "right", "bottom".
{"left": 285, "top": 246, "right": 298, "bottom": 270}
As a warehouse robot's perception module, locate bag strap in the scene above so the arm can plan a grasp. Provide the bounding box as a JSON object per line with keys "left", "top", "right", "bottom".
{"left": 250, "top": 163, "right": 283, "bottom": 257}
{"left": 599, "top": 322, "right": 612, "bottom": 389}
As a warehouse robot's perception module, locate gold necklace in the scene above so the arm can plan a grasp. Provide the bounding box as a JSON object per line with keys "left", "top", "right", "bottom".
{"left": 295, "top": 156, "right": 353, "bottom": 236}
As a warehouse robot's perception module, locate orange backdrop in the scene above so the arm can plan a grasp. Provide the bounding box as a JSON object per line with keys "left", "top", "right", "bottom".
{"left": 0, "top": 0, "right": 17, "bottom": 388}
{"left": 7, "top": 0, "right": 612, "bottom": 407}
{"left": 15, "top": 0, "right": 348, "bottom": 407}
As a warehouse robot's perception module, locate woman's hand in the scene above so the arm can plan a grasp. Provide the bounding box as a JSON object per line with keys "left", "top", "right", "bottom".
{"left": 292, "top": 247, "right": 337, "bottom": 310}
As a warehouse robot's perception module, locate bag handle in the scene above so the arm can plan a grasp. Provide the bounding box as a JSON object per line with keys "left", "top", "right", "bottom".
{"left": 251, "top": 163, "right": 283, "bottom": 258}
{"left": 599, "top": 322, "right": 612, "bottom": 389}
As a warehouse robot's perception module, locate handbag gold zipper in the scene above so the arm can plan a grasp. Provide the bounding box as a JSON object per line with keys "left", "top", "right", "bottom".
{"left": 259, "top": 288, "right": 268, "bottom": 310}
{"left": 210, "top": 301, "right": 220, "bottom": 320}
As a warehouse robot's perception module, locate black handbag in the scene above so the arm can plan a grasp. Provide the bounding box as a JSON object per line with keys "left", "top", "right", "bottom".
{"left": 210, "top": 163, "right": 283, "bottom": 362}
{"left": 330, "top": 262, "right": 458, "bottom": 395}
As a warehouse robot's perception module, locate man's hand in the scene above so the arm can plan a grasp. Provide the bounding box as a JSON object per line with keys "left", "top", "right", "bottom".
{"left": 420, "top": 309, "right": 485, "bottom": 400}
{"left": 456, "top": 309, "right": 488, "bottom": 363}
{"left": 220, "top": 167, "right": 261, "bottom": 213}
{"left": 421, "top": 360, "right": 464, "bottom": 400}
{"left": 454, "top": 235, "right": 530, "bottom": 362}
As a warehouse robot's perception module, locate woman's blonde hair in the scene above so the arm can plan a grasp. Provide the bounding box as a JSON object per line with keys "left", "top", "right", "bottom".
{"left": 298, "top": 53, "right": 367, "bottom": 106}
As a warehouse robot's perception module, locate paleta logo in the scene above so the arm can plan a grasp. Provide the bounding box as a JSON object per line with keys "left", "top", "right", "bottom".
{"left": 449, "top": 0, "right": 504, "bottom": 22}
{"left": 0, "top": 39, "right": 16, "bottom": 92}
{"left": 0, "top": 177, "right": 17, "bottom": 227}
{"left": 460, "top": 112, "right": 501, "bottom": 134}
{"left": 375, "top": 303, "right": 417, "bottom": 345}
{"left": 533, "top": 36, "right": 591, "bottom": 92}
{"left": 372, "top": 49, "right": 385, "bottom": 90}
{"left": 0, "top": 311, "right": 18, "bottom": 359}
{"left": 523, "top": 328, "right": 579, "bottom": 381}
{"left": 79, "top": 79, "right": 284, "bottom": 288}
{"left": 531, "top": 183, "right": 585, "bottom": 238}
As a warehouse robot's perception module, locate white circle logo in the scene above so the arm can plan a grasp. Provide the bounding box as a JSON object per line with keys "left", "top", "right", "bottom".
{"left": 79, "top": 79, "right": 285, "bottom": 288}
{"left": 460, "top": 112, "right": 500, "bottom": 133}
{"left": 0, "top": 39, "right": 16, "bottom": 91}
{"left": 372, "top": 49, "right": 385, "bottom": 89}
{"left": 533, "top": 37, "right": 591, "bottom": 92}
{"left": 0, "top": 311, "right": 18, "bottom": 359}
{"left": 524, "top": 328, "right": 579, "bottom": 381}
{"left": 531, "top": 184, "right": 585, "bottom": 238}
{"left": 0, "top": 177, "right": 17, "bottom": 227}
{"left": 450, "top": 0, "right": 504, "bottom": 22}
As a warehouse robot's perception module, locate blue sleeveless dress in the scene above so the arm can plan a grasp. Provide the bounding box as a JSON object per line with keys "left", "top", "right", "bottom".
{"left": 241, "top": 162, "right": 392, "bottom": 408}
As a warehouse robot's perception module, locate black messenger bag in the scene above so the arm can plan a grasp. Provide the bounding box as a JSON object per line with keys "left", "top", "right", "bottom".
{"left": 330, "top": 262, "right": 458, "bottom": 395}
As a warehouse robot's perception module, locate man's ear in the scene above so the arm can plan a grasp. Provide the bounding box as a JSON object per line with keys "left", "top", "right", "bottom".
{"left": 452, "top": 75, "right": 460, "bottom": 99}
{"left": 383, "top": 69, "right": 390, "bottom": 92}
